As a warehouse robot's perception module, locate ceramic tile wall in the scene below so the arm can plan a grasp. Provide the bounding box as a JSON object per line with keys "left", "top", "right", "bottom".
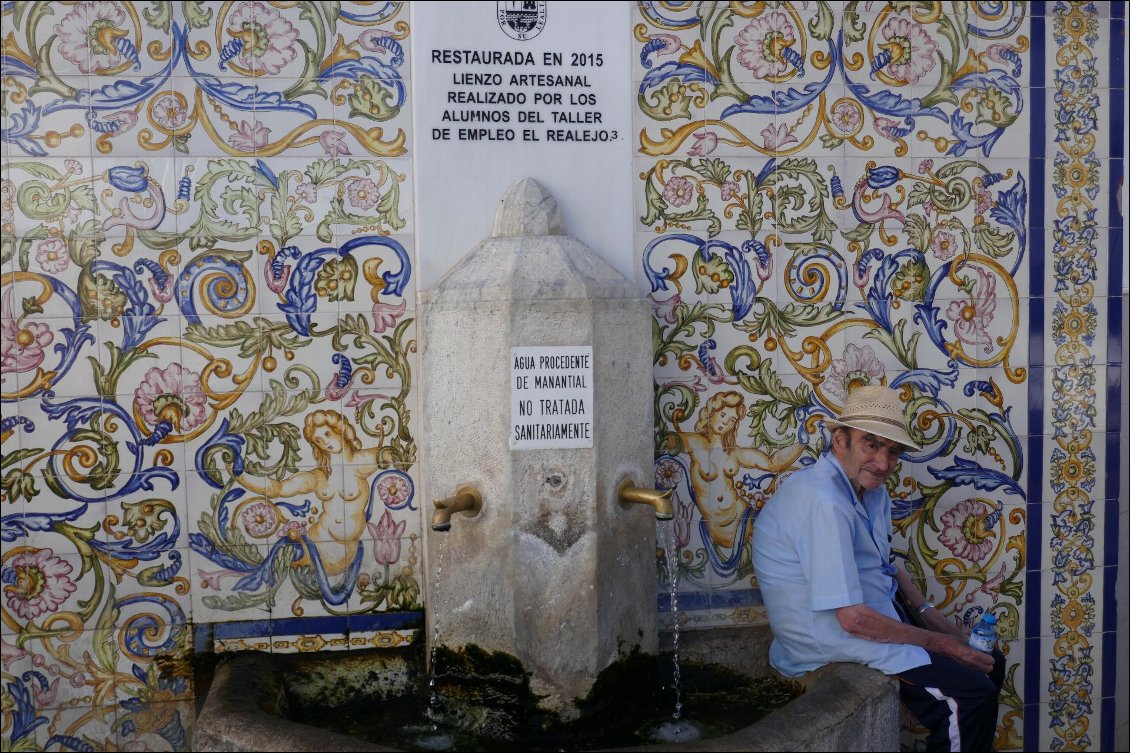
{"left": 2, "top": 2, "right": 418, "bottom": 749}
{"left": 2, "top": 2, "right": 1123, "bottom": 752}
{"left": 634, "top": 2, "right": 1121, "bottom": 751}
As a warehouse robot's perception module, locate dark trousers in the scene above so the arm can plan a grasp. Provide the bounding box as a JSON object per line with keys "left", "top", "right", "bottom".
{"left": 896, "top": 648, "right": 1006, "bottom": 752}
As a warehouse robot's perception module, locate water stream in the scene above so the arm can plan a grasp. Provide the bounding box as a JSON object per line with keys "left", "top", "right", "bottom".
{"left": 420, "top": 533, "right": 454, "bottom": 751}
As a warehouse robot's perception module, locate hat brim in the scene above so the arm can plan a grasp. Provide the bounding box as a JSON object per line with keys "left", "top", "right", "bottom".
{"left": 825, "top": 417, "right": 921, "bottom": 452}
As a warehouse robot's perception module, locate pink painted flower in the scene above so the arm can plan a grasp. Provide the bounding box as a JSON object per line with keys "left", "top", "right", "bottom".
{"left": 760, "top": 123, "right": 798, "bottom": 151}
{"left": 366, "top": 510, "right": 406, "bottom": 566}
{"left": 662, "top": 176, "right": 695, "bottom": 207}
{"left": 735, "top": 11, "right": 797, "bottom": 79}
{"left": 872, "top": 116, "right": 903, "bottom": 143}
{"left": 151, "top": 93, "right": 188, "bottom": 130}
{"left": 688, "top": 131, "right": 718, "bottom": 157}
{"left": 831, "top": 100, "right": 861, "bottom": 134}
{"left": 133, "top": 363, "right": 209, "bottom": 432}
{"left": 65, "top": 159, "right": 83, "bottom": 175}
{"left": 347, "top": 178, "right": 381, "bottom": 211}
{"left": 198, "top": 568, "right": 243, "bottom": 590}
{"left": 938, "top": 499, "right": 997, "bottom": 562}
{"left": 31, "top": 677, "right": 60, "bottom": 707}
{"left": 1, "top": 288, "right": 55, "bottom": 375}
{"left": 650, "top": 33, "right": 682, "bottom": 56}
{"left": 655, "top": 458, "right": 684, "bottom": 491}
{"left": 929, "top": 229, "right": 959, "bottom": 261}
{"left": 3, "top": 548, "right": 77, "bottom": 620}
{"left": 651, "top": 293, "right": 681, "bottom": 325}
{"left": 240, "top": 501, "right": 278, "bottom": 537}
{"left": 825, "top": 343, "right": 885, "bottom": 401}
{"left": 295, "top": 182, "right": 318, "bottom": 203}
{"left": 53, "top": 1, "right": 129, "bottom": 73}
{"left": 376, "top": 474, "right": 411, "bottom": 508}
{"left": 371, "top": 298, "right": 406, "bottom": 334}
{"left": 278, "top": 520, "right": 307, "bottom": 541}
{"left": 228, "top": 120, "right": 271, "bottom": 151}
{"left": 720, "top": 181, "right": 740, "bottom": 201}
{"left": 35, "top": 238, "right": 70, "bottom": 274}
{"left": 319, "top": 130, "right": 351, "bottom": 157}
{"left": 1, "top": 637, "right": 28, "bottom": 669}
{"left": 974, "top": 187, "right": 993, "bottom": 215}
{"left": 878, "top": 12, "right": 938, "bottom": 85}
{"left": 226, "top": 0, "right": 300, "bottom": 75}
{"left": 946, "top": 266, "right": 997, "bottom": 354}
{"left": 918, "top": 159, "right": 935, "bottom": 174}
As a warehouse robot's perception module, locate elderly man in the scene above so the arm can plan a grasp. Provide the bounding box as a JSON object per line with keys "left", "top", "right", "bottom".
{"left": 752, "top": 385, "right": 1005, "bottom": 752}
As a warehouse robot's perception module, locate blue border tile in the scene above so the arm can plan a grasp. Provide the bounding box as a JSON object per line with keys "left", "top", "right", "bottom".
{"left": 1024, "top": 5, "right": 1046, "bottom": 749}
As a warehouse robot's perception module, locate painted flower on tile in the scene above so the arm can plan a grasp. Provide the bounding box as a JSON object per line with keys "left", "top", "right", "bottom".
{"left": 946, "top": 266, "right": 997, "bottom": 354}
{"left": 347, "top": 178, "right": 382, "bottom": 211}
{"left": 278, "top": 520, "right": 307, "bottom": 541}
{"left": 688, "top": 131, "right": 718, "bottom": 157}
{"left": 376, "top": 474, "right": 410, "bottom": 508}
{"left": 938, "top": 499, "right": 997, "bottom": 562}
{"left": 53, "top": 1, "right": 129, "bottom": 74}
{"left": 825, "top": 343, "right": 885, "bottom": 401}
{"left": 974, "top": 186, "right": 993, "bottom": 215}
{"left": 151, "top": 93, "right": 189, "bottom": 130}
{"left": 735, "top": 11, "right": 796, "bottom": 79}
{"left": 719, "top": 180, "right": 740, "bottom": 201}
{"left": 929, "top": 228, "right": 959, "bottom": 261}
{"left": 34, "top": 238, "right": 70, "bottom": 274}
{"left": 64, "top": 159, "right": 84, "bottom": 176}
{"left": 831, "top": 101, "right": 861, "bottom": 134}
{"left": 878, "top": 12, "right": 938, "bottom": 85}
{"left": 134, "top": 363, "right": 209, "bottom": 432}
{"left": 662, "top": 176, "right": 695, "bottom": 207}
{"left": 319, "top": 130, "right": 352, "bottom": 157}
{"left": 371, "top": 298, "right": 406, "bottom": 334}
{"left": 2, "top": 548, "right": 77, "bottom": 620}
{"left": 296, "top": 182, "right": 319, "bottom": 203}
{"left": 367, "top": 510, "right": 406, "bottom": 566}
{"left": 760, "top": 123, "right": 798, "bottom": 151}
{"left": 229, "top": 120, "right": 271, "bottom": 151}
{"left": 655, "top": 457, "right": 684, "bottom": 490}
{"left": 226, "top": 0, "right": 300, "bottom": 75}
{"left": 240, "top": 501, "right": 278, "bottom": 538}
{"left": 651, "top": 293, "right": 681, "bottom": 325}
{"left": 0, "top": 288, "right": 55, "bottom": 375}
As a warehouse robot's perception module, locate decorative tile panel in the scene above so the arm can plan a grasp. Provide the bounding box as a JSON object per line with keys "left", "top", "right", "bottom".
{"left": 3, "top": 2, "right": 417, "bottom": 750}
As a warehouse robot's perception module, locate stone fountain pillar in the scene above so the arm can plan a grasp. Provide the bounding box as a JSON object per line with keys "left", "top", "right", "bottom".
{"left": 420, "top": 178, "right": 655, "bottom": 716}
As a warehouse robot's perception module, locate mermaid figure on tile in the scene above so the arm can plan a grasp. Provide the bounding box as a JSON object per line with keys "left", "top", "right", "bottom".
{"left": 676, "top": 391, "right": 804, "bottom": 578}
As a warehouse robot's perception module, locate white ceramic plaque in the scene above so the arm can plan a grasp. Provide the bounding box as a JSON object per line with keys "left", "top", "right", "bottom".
{"left": 511, "top": 346, "right": 594, "bottom": 450}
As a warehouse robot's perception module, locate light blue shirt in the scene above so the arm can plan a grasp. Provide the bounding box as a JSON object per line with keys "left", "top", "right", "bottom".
{"left": 752, "top": 453, "right": 929, "bottom": 677}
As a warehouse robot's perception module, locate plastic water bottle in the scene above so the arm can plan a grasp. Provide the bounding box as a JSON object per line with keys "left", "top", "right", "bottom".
{"left": 968, "top": 613, "right": 998, "bottom": 653}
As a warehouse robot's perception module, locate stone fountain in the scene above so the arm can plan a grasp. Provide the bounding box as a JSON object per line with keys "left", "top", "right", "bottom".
{"left": 192, "top": 180, "right": 900, "bottom": 752}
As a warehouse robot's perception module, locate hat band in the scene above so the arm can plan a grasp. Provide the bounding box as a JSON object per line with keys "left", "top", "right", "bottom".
{"left": 841, "top": 414, "right": 907, "bottom": 431}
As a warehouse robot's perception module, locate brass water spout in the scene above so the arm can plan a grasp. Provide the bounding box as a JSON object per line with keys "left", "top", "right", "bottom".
{"left": 431, "top": 486, "right": 482, "bottom": 531}
{"left": 617, "top": 480, "right": 674, "bottom": 521}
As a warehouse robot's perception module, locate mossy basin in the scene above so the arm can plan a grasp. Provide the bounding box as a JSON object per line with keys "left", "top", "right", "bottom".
{"left": 193, "top": 626, "right": 900, "bottom": 752}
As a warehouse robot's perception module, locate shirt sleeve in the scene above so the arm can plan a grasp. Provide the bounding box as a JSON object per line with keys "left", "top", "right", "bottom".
{"left": 796, "top": 496, "right": 863, "bottom": 611}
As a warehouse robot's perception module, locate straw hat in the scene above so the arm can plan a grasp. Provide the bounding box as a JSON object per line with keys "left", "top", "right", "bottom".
{"left": 825, "top": 385, "right": 921, "bottom": 451}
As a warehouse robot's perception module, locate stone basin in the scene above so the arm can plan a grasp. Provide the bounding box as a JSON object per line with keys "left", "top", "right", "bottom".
{"left": 193, "top": 626, "right": 899, "bottom": 752}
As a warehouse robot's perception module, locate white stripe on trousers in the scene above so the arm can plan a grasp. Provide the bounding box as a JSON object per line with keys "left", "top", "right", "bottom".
{"left": 926, "top": 685, "right": 962, "bottom": 751}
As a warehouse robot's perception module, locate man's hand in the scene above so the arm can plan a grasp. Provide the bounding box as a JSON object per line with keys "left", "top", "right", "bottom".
{"left": 934, "top": 632, "right": 997, "bottom": 674}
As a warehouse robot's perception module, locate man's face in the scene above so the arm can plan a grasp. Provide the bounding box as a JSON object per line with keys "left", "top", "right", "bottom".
{"left": 834, "top": 428, "right": 904, "bottom": 493}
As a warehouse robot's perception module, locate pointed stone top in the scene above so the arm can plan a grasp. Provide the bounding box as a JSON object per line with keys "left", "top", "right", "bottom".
{"left": 492, "top": 177, "right": 566, "bottom": 237}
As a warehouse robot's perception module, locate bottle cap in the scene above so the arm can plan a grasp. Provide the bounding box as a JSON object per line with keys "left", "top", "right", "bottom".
{"left": 981, "top": 613, "right": 997, "bottom": 625}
